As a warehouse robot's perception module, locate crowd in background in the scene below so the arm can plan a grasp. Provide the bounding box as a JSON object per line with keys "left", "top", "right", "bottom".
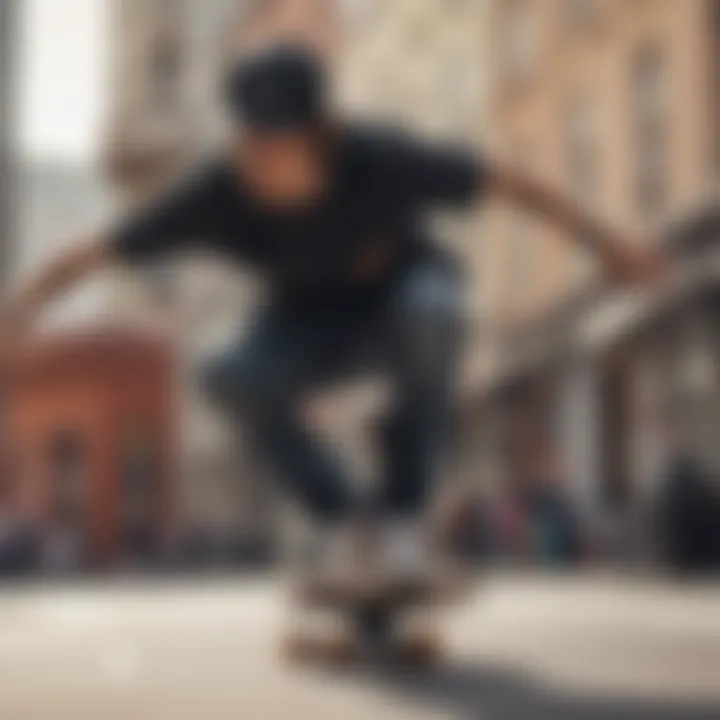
{"left": 3, "top": 447, "right": 720, "bottom": 579}
{"left": 434, "top": 449, "right": 720, "bottom": 576}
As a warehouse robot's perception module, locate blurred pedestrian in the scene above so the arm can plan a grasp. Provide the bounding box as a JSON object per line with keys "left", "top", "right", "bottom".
{"left": 657, "top": 453, "right": 718, "bottom": 575}
{"left": 0, "top": 480, "right": 36, "bottom": 577}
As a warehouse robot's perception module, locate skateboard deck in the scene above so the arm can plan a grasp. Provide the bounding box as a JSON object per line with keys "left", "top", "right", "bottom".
{"left": 283, "top": 625, "right": 444, "bottom": 667}
{"left": 282, "top": 571, "right": 470, "bottom": 667}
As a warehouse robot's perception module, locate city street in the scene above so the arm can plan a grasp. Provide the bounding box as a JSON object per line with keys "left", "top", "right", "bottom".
{"left": 0, "top": 573, "right": 719, "bottom": 719}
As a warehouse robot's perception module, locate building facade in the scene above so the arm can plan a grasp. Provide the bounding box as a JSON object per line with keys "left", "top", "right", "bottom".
{"left": 483, "top": 0, "right": 720, "bottom": 546}
{"left": 104, "top": 0, "right": 266, "bottom": 545}
{"left": 5, "top": 331, "right": 175, "bottom": 566}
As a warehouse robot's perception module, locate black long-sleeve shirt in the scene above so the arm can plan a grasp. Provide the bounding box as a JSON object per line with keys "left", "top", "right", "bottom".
{"left": 111, "top": 124, "right": 486, "bottom": 303}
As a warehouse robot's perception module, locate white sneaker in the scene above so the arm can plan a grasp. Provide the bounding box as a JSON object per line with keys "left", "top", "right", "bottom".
{"left": 312, "top": 522, "right": 378, "bottom": 582}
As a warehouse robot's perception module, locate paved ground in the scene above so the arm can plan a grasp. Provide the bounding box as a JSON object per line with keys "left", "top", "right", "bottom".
{"left": 0, "top": 573, "right": 719, "bottom": 720}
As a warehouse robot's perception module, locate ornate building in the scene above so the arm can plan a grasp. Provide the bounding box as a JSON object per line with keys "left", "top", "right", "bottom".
{"left": 5, "top": 330, "right": 175, "bottom": 566}
{"left": 483, "top": 0, "right": 720, "bottom": 544}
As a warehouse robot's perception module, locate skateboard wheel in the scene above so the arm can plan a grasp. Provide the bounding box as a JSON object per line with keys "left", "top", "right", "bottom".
{"left": 396, "top": 633, "right": 444, "bottom": 667}
{"left": 281, "top": 634, "right": 355, "bottom": 665}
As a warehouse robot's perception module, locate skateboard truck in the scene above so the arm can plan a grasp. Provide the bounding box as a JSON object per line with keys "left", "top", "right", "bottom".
{"left": 283, "top": 574, "right": 467, "bottom": 667}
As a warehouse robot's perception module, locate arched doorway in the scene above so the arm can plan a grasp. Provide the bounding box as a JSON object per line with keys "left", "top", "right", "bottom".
{"left": 119, "top": 425, "right": 163, "bottom": 565}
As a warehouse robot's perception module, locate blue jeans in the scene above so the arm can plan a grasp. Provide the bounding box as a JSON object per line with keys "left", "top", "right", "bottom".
{"left": 202, "top": 259, "right": 464, "bottom": 523}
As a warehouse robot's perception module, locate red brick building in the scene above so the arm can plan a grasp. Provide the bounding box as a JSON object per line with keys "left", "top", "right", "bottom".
{"left": 2, "top": 330, "right": 176, "bottom": 566}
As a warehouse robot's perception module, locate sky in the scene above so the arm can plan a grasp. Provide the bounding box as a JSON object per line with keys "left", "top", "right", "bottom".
{"left": 17, "top": 0, "right": 108, "bottom": 165}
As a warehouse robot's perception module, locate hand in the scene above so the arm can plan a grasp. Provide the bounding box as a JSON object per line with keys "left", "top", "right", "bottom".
{"left": 607, "top": 242, "right": 675, "bottom": 289}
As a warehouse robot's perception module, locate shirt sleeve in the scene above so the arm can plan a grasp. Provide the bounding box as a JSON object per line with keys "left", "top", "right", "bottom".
{"left": 383, "top": 130, "right": 487, "bottom": 208}
{"left": 109, "top": 163, "right": 222, "bottom": 264}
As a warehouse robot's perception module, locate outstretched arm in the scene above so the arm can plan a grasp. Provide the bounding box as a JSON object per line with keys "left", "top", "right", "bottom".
{"left": 385, "top": 130, "right": 669, "bottom": 285}
{"left": 0, "top": 235, "right": 114, "bottom": 335}
{"left": 0, "top": 162, "right": 221, "bottom": 340}
{"left": 485, "top": 160, "right": 670, "bottom": 285}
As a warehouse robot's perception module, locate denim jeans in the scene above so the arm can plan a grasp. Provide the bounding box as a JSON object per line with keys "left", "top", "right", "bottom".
{"left": 202, "top": 258, "right": 464, "bottom": 523}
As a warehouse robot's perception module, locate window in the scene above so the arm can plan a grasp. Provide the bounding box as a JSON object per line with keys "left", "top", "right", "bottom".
{"left": 151, "top": 39, "right": 183, "bottom": 111}
{"left": 567, "top": 92, "right": 599, "bottom": 200}
{"left": 632, "top": 45, "right": 668, "bottom": 220}
{"left": 156, "top": 0, "right": 183, "bottom": 15}
{"left": 120, "top": 426, "right": 161, "bottom": 561}
{"left": 406, "top": 5, "right": 434, "bottom": 54}
{"left": 502, "top": 0, "right": 536, "bottom": 87}
{"left": 709, "top": 0, "right": 720, "bottom": 178}
{"left": 565, "top": 0, "right": 599, "bottom": 28}
{"left": 566, "top": 92, "right": 600, "bottom": 276}
{"left": 49, "top": 433, "right": 86, "bottom": 527}
{"left": 443, "top": 53, "right": 477, "bottom": 124}
{"left": 149, "top": 0, "right": 185, "bottom": 111}
{"left": 341, "top": 0, "right": 377, "bottom": 26}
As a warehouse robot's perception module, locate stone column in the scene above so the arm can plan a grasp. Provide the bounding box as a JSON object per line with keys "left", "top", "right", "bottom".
{"left": 0, "top": 0, "right": 17, "bottom": 286}
{"left": 556, "top": 356, "right": 604, "bottom": 529}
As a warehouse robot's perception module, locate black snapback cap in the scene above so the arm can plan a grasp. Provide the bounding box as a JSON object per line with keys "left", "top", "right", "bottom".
{"left": 225, "top": 44, "right": 328, "bottom": 130}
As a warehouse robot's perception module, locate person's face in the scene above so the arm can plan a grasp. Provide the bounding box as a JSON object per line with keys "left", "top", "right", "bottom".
{"left": 236, "top": 129, "right": 329, "bottom": 208}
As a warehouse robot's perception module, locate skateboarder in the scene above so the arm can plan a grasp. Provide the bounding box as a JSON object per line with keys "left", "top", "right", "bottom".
{"left": 0, "top": 25, "right": 667, "bottom": 580}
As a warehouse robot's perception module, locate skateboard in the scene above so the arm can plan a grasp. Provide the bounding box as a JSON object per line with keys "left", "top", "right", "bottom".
{"left": 282, "top": 572, "right": 468, "bottom": 667}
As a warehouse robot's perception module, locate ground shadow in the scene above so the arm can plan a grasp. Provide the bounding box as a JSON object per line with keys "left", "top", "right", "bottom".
{"left": 344, "top": 661, "right": 720, "bottom": 720}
